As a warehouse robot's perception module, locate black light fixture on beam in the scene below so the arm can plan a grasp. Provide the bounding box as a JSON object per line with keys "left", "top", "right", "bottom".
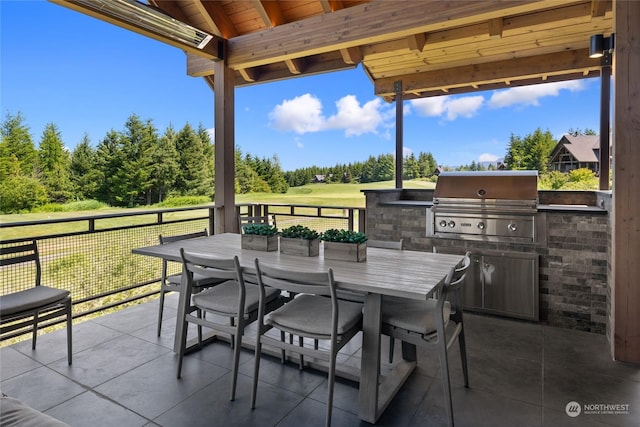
{"left": 589, "top": 34, "right": 614, "bottom": 65}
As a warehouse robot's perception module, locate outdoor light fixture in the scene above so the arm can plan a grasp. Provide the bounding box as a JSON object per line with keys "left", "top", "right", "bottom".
{"left": 52, "top": 0, "right": 221, "bottom": 59}
{"left": 589, "top": 34, "right": 614, "bottom": 59}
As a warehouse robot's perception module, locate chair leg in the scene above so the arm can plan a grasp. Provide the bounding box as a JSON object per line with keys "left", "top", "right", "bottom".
{"left": 157, "top": 289, "right": 166, "bottom": 337}
{"left": 251, "top": 336, "right": 262, "bottom": 409}
{"left": 31, "top": 311, "right": 39, "bottom": 350}
{"left": 458, "top": 324, "right": 469, "bottom": 388}
{"left": 229, "top": 318, "right": 244, "bottom": 401}
{"left": 66, "top": 300, "right": 73, "bottom": 366}
{"left": 326, "top": 350, "right": 337, "bottom": 427}
{"left": 389, "top": 337, "right": 395, "bottom": 363}
{"left": 298, "top": 336, "right": 304, "bottom": 370}
{"left": 437, "top": 326, "right": 454, "bottom": 426}
{"left": 196, "top": 309, "right": 203, "bottom": 348}
{"left": 280, "top": 331, "right": 286, "bottom": 363}
{"left": 176, "top": 314, "right": 190, "bottom": 379}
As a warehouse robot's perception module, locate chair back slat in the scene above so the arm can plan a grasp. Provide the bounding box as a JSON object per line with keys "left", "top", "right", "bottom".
{"left": 180, "top": 249, "right": 244, "bottom": 284}
{"left": 0, "top": 240, "right": 41, "bottom": 286}
{"left": 159, "top": 229, "right": 208, "bottom": 244}
{"left": 255, "top": 261, "right": 334, "bottom": 297}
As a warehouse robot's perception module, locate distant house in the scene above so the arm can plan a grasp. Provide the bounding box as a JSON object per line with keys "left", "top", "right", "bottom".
{"left": 433, "top": 166, "right": 445, "bottom": 176}
{"left": 312, "top": 174, "right": 333, "bottom": 183}
{"left": 549, "top": 134, "right": 602, "bottom": 174}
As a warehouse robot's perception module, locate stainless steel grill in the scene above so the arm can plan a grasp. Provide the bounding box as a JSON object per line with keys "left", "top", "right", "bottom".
{"left": 427, "top": 171, "right": 543, "bottom": 243}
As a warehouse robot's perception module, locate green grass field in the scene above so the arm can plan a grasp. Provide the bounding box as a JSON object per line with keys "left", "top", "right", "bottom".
{"left": 0, "top": 180, "right": 435, "bottom": 225}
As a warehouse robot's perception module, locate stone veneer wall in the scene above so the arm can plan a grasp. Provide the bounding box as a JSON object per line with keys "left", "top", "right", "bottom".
{"left": 364, "top": 189, "right": 611, "bottom": 334}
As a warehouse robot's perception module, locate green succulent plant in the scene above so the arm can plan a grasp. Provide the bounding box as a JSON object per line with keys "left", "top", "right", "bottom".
{"left": 320, "top": 229, "right": 367, "bottom": 244}
{"left": 279, "top": 225, "right": 320, "bottom": 240}
{"left": 242, "top": 223, "right": 278, "bottom": 236}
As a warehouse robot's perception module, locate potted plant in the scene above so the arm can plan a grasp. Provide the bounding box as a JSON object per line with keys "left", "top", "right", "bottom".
{"left": 320, "top": 229, "right": 368, "bottom": 262}
{"left": 241, "top": 223, "right": 279, "bottom": 251}
{"left": 279, "top": 225, "right": 320, "bottom": 257}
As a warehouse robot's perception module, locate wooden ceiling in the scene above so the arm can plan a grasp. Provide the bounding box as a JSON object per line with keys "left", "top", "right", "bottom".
{"left": 57, "top": 0, "right": 613, "bottom": 102}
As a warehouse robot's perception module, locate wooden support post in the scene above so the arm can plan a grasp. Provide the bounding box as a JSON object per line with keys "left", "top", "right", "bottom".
{"left": 214, "top": 46, "right": 238, "bottom": 234}
{"left": 612, "top": 0, "right": 640, "bottom": 365}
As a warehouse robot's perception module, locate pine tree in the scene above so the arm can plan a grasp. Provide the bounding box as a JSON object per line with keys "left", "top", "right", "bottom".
{"left": 37, "top": 123, "right": 73, "bottom": 202}
{"left": 146, "top": 125, "right": 179, "bottom": 203}
{"left": 0, "top": 112, "right": 37, "bottom": 180}
{"left": 70, "top": 134, "right": 100, "bottom": 200}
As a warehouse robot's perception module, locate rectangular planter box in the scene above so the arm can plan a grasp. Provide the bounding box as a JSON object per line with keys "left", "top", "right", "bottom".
{"left": 279, "top": 237, "right": 320, "bottom": 257}
{"left": 241, "top": 234, "right": 278, "bottom": 251}
{"left": 323, "top": 241, "right": 367, "bottom": 262}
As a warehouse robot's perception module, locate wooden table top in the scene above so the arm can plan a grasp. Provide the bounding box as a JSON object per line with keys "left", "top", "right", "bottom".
{"left": 133, "top": 233, "right": 463, "bottom": 301}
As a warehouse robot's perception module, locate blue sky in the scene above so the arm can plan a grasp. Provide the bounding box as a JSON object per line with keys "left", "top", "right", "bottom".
{"left": 2, "top": 0, "right": 602, "bottom": 171}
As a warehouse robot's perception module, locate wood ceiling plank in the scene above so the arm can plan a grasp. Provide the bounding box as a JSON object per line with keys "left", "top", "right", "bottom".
{"left": 226, "top": 0, "right": 569, "bottom": 69}
{"left": 374, "top": 48, "right": 599, "bottom": 97}
{"left": 257, "top": 0, "right": 286, "bottom": 26}
{"left": 196, "top": 0, "right": 237, "bottom": 37}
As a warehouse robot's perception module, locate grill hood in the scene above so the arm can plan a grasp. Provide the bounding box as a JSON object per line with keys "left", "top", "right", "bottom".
{"left": 433, "top": 171, "right": 538, "bottom": 202}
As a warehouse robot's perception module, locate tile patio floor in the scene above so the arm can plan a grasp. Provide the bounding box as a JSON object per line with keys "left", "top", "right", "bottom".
{"left": 1, "top": 294, "right": 638, "bottom": 427}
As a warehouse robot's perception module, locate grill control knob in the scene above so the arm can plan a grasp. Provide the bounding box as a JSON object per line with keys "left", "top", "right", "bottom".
{"left": 508, "top": 223, "right": 518, "bottom": 232}
{"left": 448, "top": 221, "right": 456, "bottom": 228}
{"left": 477, "top": 221, "right": 485, "bottom": 230}
{"left": 439, "top": 220, "right": 447, "bottom": 228}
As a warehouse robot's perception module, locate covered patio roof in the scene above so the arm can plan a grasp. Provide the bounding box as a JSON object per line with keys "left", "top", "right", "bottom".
{"left": 50, "top": 0, "right": 639, "bottom": 365}
{"left": 57, "top": 0, "right": 613, "bottom": 98}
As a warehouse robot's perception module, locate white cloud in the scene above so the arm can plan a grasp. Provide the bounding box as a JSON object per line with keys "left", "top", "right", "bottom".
{"left": 207, "top": 127, "right": 215, "bottom": 142}
{"left": 478, "top": 153, "right": 500, "bottom": 162}
{"left": 403, "top": 146, "right": 413, "bottom": 157}
{"left": 326, "top": 95, "right": 385, "bottom": 136}
{"left": 409, "top": 95, "right": 484, "bottom": 121}
{"left": 295, "top": 137, "right": 304, "bottom": 149}
{"left": 444, "top": 96, "right": 484, "bottom": 120}
{"left": 269, "top": 93, "right": 325, "bottom": 134}
{"left": 269, "top": 93, "right": 393, "bottom": 137}
{"left": 489, "top": 80, "right": 584, "bottom": 108}
{"left": 410, "top": 97, "right": 448, "bottom": 117}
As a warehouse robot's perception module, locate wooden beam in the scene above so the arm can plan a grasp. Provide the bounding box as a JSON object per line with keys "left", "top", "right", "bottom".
{"left": 612, "top": 0, "right": 640, "bottom": 365}
{"left": 53, "top": 0, "right": 223, "bottom": 60}
{"left": 188, "top": 52, "right": 357, "bottom": 85}
{"left": 238, "top": 67, "right": 260, "bottom": 83}
{"left": 407, "top": 33, "right": 426, "bottom": 53}
{"left": 285, "top": 58, "right": 306, "bottom": 74}
{"left": 488, "top": 18, "right": 503, "bottom": 38}
{"left": 591, "top": 0, "right": 608, "bottom": 17}
{"left": 395, "top": 71, "right": 600, "bottom": 100}
{"left": 374, "top": 49, "right": 600, "bottom": 97}
{"left": 253, "top": 0, "right": 286, "bottom": 27}
{"left": 340, "top": 47, "right": 362, "bottom": 65}
{"left": 226, "top": 0, "right": 563, "bottom": 69}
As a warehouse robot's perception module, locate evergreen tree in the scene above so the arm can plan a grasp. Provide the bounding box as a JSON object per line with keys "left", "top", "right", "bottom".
{"left": 70, "top": 134, "right": 100, "bottom": 200}
{"left": 146, "top": 125, "right": 179, "bottom": 203}
{"left": 0, "top": 112, "right": 37, "bottom": 179}
{"left": 175, "top": 123, "right": 212, "bottom": 197}
{"left": 37, "top": 123, "right": 73, "bottom": 202}
{"left": 94, "top": 130, "right": 122, "bottom": 206}
{"left": 504, "top": 128, "right": 555, "bottom": 172}
{"left": 375, "top": 154, "right": 395, "bottom": 181}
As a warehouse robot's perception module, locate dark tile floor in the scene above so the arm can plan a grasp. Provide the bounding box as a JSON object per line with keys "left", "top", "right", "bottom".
{"left": 1, "top": 294, "right": 638, "bottom": 427}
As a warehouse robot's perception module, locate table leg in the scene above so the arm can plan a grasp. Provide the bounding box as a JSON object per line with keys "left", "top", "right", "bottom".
{"left": 359, "top": 293, "right": 382, "bottom": 423}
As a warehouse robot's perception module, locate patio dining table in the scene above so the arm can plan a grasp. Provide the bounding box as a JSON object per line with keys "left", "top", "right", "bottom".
{"left": 132, "top": 232, "right": 464, "bottom": 423}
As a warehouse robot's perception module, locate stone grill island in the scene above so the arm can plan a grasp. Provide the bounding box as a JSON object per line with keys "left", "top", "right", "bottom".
{"left": 363, "top": 187, "right": 611, "bottom": 335}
